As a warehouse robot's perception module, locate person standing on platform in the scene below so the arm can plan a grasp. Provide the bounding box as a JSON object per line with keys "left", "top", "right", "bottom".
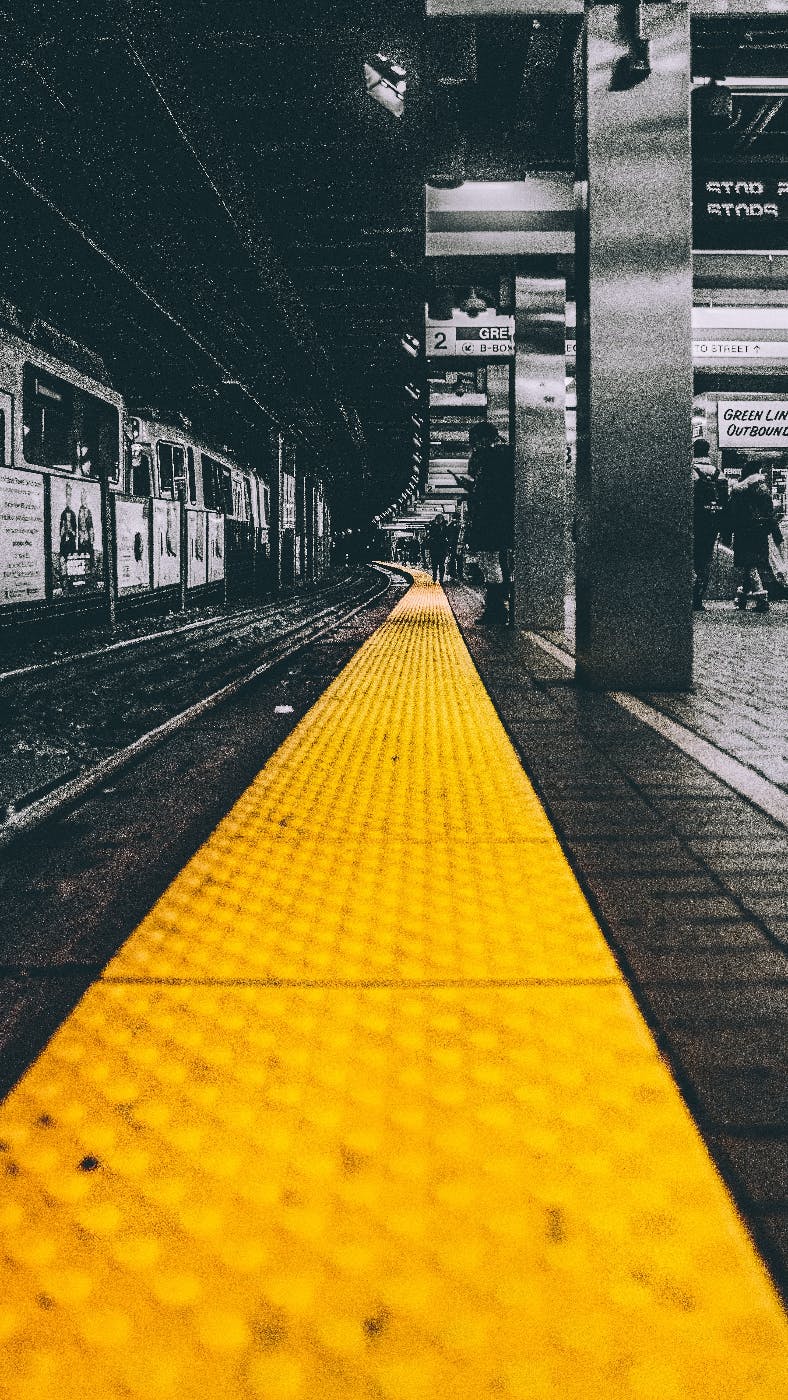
{"left": 692, "top": 437, "right": 728, "bottom": 610}
{"left": 725, "top": 463, "right": 784, "bottom": 614}
{"left": 464, "top": 422, "right": 514, "bottom": 625}
{"left": 445, "top": 514, "right": 460, "bottom": 580}
{"left": 427, "top": 512, "right": 449, "bottom": 584}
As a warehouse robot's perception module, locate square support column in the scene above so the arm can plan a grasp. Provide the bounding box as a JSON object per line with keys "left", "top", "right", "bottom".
{"left": 512, "top": 274, "right": 568, "bottom": 630}
{"left": 575, "top": 2, "right": 693, "bottom": 689}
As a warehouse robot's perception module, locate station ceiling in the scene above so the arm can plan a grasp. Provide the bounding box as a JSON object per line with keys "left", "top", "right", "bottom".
{"left": 0, "top": 3, "right": 786, "bottom": 522}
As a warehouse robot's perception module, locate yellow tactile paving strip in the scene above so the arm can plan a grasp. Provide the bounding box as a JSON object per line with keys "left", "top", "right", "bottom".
{"left": 0, "top": 573, "right": 786, "bottom": 1400}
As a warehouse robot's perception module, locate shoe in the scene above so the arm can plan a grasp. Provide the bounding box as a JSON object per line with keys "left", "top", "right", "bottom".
{"left": 755, "top": 598, "right": 769, "bottom": 613}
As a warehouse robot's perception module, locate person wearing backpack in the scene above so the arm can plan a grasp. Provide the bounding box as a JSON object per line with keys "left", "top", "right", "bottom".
{"left": 725, "top": 461, "right": 784, "bottom": 613}
{"left": 692, "top": 438, "right": 728, "bottom": 611}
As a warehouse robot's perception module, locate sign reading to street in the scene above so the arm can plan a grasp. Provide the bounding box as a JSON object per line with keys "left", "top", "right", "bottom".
{"left": 718, "top": 400, "right": 788, "bottom": 447}
{"left": 694, "top": 341, "right": 788, "bottom": 361}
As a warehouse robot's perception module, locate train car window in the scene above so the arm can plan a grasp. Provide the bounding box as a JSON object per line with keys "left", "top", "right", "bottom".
{"left": 22, "top": 364, "right": 119, "bottom": 478}
{"left": 158, "top": 443, "right": 174, "bottom": 497}
{"left": 172, "top": 445, "right": 186, "bottom": 497}
{"left": 187, "top": 446, "right": 196, "bottom": 504}
{"left": 262, "top": 483, "right": 271, "bottom": 529}
{"left": 157, "top": 442, "right": 184, "bottom": 499}
{"left": 201, "top": 453, "right": 216, "bottom": 509}
{"left": 75, "top": 392, "right": 120, "bottom": 481}
{"left": 220, "top": 466, "right": 233, "bottom": 516}
{"left": 200, "top": 454, "right": 233, "bottom": 514}
{"left": 23, "top": 364, "right": 72, "bottom": 468}
{"left": 131, "top": 450, "right": 152, "bottom": 497}
{"left": 244, "top": 477, "right": 254, "bottom": 522}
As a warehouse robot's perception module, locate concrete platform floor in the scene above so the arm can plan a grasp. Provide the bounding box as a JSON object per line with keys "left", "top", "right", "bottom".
{"left": 450, "top": 584, "right": 788, "bottom": 1301}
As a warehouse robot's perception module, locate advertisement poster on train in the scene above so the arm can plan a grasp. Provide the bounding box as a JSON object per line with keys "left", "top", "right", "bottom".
{"left": 187, "top": 509, "right": 208, "bottom": 588}
{"left": 50, "top": 476, "right": 104, "bottom": 596}
{"left": 0, "top": 469, "right": 46, "bottom": 604}
{"left": 207, "top": 510, "right": 224, "bottom": 582}
{"left": 281, "top": 470, "right": 296, "bottom": 530}
{"left": 152, "top": 498, "right": 181, "bottom": 588}
{"left": 115, "top": 497, "right": 151, "bottom": 594}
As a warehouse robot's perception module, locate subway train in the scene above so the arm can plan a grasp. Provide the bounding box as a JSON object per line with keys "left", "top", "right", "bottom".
{"left": 0, "top": 316, "right": 332, "bottom": 626}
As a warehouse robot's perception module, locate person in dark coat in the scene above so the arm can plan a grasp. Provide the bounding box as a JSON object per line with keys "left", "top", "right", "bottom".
{"left": 464, "top": 422, "right": 514, "bottom": 624}
{"left": 445, "top": 515, "right": 460, "bottom": 579}
{"left": 692, "top": 437, "right": 728, "bottom": 610}
{"left": 724, "top": 464, "right": 784, "bottom": 613}
{"left": 427, "top": 512, "right": 449, "bottom": 583}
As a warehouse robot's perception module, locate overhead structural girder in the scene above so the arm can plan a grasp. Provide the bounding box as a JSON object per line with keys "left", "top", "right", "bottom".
{"left": 427, "top": 1, "right": 788, "bottom": 14}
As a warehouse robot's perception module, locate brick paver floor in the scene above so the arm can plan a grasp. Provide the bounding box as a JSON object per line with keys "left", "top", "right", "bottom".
{"left": 547, "top": 599, "right": 788, "bottom": 790}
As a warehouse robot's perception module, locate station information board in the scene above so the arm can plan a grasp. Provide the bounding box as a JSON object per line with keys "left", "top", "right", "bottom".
{"left": 718, "top": 400, "right": 788, "bottom": 448}
{"left": 693, "top": 168, "right": 788, "bottom": 252}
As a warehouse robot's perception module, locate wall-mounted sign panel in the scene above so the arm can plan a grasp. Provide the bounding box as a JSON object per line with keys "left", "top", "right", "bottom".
{"left": 207, "top": 512, "right": 225, "bottom": 582}
{"left": 50, "top": 477, "right": 104, "bottom": 597}
{"left": 427, "top": 320, "right": 514, "bottom": 357}
{"left": 152, "top": 498, "right": 180, "bottom": 588}
{"left": 281, "top": 471, "right": 296, "bottom": 530}
{"left": 693, "top": 169, "right": 788, "bottom": 252}
{"left": 718, "top": 400, "right": 788, "bottom": 447}
{"left": 0, "top": 469, "right": 46, "bottom": 605}
{"left": 186, "top": 508, "right": 208, "bottom": 589}
{"left": 115, "top": 497, "right": 151, "bottom": 594}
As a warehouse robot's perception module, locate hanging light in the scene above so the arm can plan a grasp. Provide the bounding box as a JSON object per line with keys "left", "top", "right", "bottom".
{"left": 459, "top": 286, "right": 487, "bottom": 317}
{"left": 364, "top": 53, "right": 407, "bottom": 119}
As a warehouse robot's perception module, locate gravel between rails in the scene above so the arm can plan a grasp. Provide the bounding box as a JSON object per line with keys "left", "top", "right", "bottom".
{"left": 0, "top": 567, "right": 392, "bottom": 843}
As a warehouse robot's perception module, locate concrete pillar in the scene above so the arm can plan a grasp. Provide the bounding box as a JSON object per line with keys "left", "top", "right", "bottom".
{"left": 512, "top": 274, "right": 567, "bottom": 630}
{"left": 575, "top": 2, "right": 693, "bottom": 689}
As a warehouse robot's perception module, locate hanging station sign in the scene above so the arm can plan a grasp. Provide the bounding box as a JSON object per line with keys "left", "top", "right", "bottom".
{"left": 693, "top": 170, "right": 788, "bottom": 252}
{"left": 426, "top": 317, "right": 514, "bottom": 358}
{"left": 718, "top": 400, "right": 788, "bottom": 447}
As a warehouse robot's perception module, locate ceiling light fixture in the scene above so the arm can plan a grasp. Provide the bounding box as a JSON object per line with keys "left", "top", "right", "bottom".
{"left": 460, "top": 286, "right": 487, "bottom": 316}
{"left": 364, "top": 53, "right": 407, "bottom": 119}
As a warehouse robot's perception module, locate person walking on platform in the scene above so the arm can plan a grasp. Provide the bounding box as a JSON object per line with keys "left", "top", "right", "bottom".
{"left": 464, "top": 422, "right": 514, "bottom": 625}
{"left": 427, "top": 512, "right": 449, "bottom": 584}
{"left": 724, "top": 463, "right": 784, "bottom": 613}
{"left": 692, "top": 437, "right": 728, "bottom": 610}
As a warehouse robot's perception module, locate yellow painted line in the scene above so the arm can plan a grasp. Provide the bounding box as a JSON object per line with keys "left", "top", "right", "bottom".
{"left": 0, "top": 572, "right": 786, "bottom": 1400}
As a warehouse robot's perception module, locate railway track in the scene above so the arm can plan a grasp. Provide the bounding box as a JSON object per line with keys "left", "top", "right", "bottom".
{"left": 0, "top": 567, "right": 394, "bottom": 849}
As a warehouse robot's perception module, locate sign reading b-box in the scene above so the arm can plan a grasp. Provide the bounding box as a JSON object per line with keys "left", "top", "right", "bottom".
{"left": 718, "top": 400, "right": 788, "bottom": 447}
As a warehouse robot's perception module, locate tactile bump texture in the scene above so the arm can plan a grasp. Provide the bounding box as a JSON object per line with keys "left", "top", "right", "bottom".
{"left": 0, "top": 574, "right": 785, "bottom": 1398}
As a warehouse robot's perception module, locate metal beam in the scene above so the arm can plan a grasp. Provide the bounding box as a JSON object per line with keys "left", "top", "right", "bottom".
{"left": 426, "top": 2, "right": 583, "bottom": 14}
{"left": 691, "top": 2, "right": 788, "bottom": 14}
